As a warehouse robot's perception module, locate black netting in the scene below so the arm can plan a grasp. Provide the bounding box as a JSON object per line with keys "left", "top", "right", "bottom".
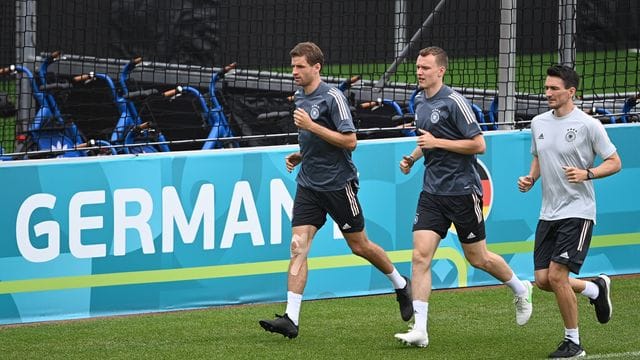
{"left": 1, "top": 0, "right": 639, "bottom": 157}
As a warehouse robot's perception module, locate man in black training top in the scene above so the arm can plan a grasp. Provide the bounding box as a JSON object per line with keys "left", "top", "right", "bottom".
{"left": 258, "top": 41, "right": 412, "bottom": 339}
{"left": 395, "top": 46, "right": 533, "bottom": 348}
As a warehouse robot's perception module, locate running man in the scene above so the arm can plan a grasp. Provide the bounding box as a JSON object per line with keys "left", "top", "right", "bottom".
{"left": 518, "top": 64, "right": 621, "bottom": 358}
{"left": 394, "top": 46, "right": 533, "bottom": 348}
{"left": 258, "top": 42, "right": 413, "bottom": 339}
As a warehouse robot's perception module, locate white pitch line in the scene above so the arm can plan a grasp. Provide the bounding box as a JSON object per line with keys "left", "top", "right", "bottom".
{"left": 585, "top": 351, "right": 640, "bottom": 359}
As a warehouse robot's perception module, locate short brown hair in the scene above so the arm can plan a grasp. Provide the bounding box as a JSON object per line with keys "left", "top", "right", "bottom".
{"left": 290, "top": 42, "right": 324, "bottom": 68}
{"left": 547, "top": 64, "right": 580, "bottom": 90}
{"left": 418, "top": 46, "right": 448, "bottom": 69}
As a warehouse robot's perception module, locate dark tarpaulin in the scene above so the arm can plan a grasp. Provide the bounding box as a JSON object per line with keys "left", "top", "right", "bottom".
{"left": 107, "top": 0, "right": 220, "bottom": 65}
{"left": 224, "top": 88, "right": 298, "bottom": 148}
{"left": 577, "top": 0, "right": 639, "bottom": 50}
{"left": 36, "top": 0, "right": 220, "bottom": 65}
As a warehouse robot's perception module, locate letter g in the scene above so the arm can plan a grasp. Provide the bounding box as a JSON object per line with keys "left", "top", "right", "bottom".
{"left": 16, "top": 193, "right": 60, "bottom": 263}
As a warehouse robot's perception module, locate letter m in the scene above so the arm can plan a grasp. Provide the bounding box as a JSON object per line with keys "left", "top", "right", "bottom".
{"left": 162, "top": 184, "right": 214, "bottom": 252}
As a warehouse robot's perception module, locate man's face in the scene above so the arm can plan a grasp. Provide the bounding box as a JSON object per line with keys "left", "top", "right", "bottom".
{"left": 416, "top": 54, "right": 444, "bottom": 90}
{"left": 544, "top": 76, "right": 575, "bottom": 110}
{"left": 291, "top": 56, "right": 319, "bottom": 87}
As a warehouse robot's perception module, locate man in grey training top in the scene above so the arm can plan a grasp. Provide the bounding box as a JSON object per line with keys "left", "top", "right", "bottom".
{"left": 517, "top": 64, "right": 621, "bottom": 358}
{"left": 258, "top": 41, "right": 412, "bottom": 339}
{"left": 394, "top": 46, "right": 533, "bottom": 348}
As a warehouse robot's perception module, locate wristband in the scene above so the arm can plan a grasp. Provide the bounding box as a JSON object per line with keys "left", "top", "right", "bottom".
{"left": 406, "top": 155, "right": 415, "bottom": 166}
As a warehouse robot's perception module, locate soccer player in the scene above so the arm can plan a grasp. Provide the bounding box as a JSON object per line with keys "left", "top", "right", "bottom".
{"left": 394, "top": 46, "right": 533, "bottom": 348}
{"left": 258, "top": 41, "right": 412, "bottom": 339}
{"left": 517, "top": 64, "right": 621, "bottom": 358}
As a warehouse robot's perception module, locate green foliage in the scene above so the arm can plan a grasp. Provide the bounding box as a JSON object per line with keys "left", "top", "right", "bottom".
{"left": 322, "top": 50, "right": 640, "bottom": 96}
{"left": 0, "top": 80, "right": 16, "bottom": 153}
{"left": 0, "top": 276, "right": 638, "bottom": 359}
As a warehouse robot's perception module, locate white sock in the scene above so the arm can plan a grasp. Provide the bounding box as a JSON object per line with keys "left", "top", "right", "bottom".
{"left": 565, "top": 328, "right": 580, "bottom": 345}
{"left": 504, "top": 274, "right": 527, "bottom": 296}
{"left": 386, "top": 268, "right": 407, "bottom": 289}
{"left": 285, "top": 291, "right": 302, "bottom": 325}
{"left": 412, "top": 300, "right": 428, "bottom": 332}
{"left": 581, "top": 281, "right": 599, "bottom": 300}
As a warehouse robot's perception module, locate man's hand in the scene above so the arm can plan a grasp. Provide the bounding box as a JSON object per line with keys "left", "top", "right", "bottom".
{"left": 562, "top": 166, "right": 588, "bottom": 183}
{"left": 285, "top": 152, "right": 302, "bottom": 173}
{"left": 416, "top": 128, "right": 438, "bottom": 149}
{"left": 399, "top": 155, "right": 414, "bottom": 175}
{"left": 293, "top": 108, "right": 314, "bottom": 131}
{"left": 517, "top": 175, "right": 535, "bottom": 192}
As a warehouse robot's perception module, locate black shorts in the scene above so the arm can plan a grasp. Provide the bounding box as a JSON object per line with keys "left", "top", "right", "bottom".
{"left": 291, "top": 180, "right": 364, "bottom": 233}
{"left": 412, "top": 191, "right": 485, "bottom": 243}
{"left": 534, "top": 218, "right": 593, "bottom": 274}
